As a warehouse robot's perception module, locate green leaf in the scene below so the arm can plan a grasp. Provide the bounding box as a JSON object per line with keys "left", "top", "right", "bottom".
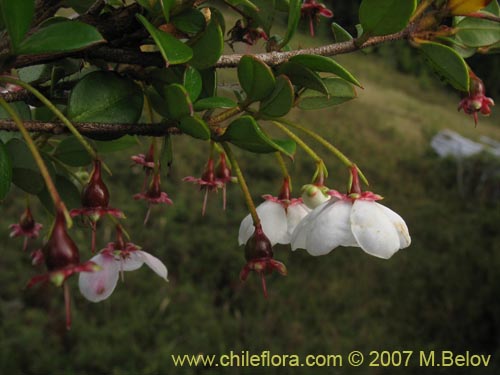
{"left": 484, "top": 0, "right": 500, "bottom": 16}
{"left": 298, "top": 78, "right": 357, "bottom": 110}
{"left": 289, "top": 55, "right": 362, "bottom": 87}
{"left": 189, "top": 19, "right": 224, "bottom": 69}
{"left": 199, "top": 68, "right": 217, "bottom": 99}
{"left": 331, "top": 22, "right": 353, "bottom": 42}
{"left": 183, "top": 66, "right": 202, "bottom": 102}
{"left": 0, "top": 0, "right": 35, "bottom": 51}
{"left": 419, "top": 41, "right": 469, "bottom": 92}
{"left": 359, "top": 0, "right": 416, "bottom": 36}
{"left": 456, "top": 17, "right": 500, "bottom": 47}
{"left": 194, "top": 97, "right": 237, "bottom": 111}
{"left": 237, "top": 55, "right": 275, "bottom": 102}
{"left": 178, "top": 115, "right": 210, "bottom": 140}
{"left": 68, "top": 71, "right": 144, "bottom": 123}
{"left": 241, "top": 0, "right": 276, "bottom": 34}
{"left": 160, "top": 0, "right": 176, "bottom": 22}
{"left": 222, "top": 115, "right": 295, "bottom": 157}
{"left": 0, "top": 101, "right": 31, "bottom": 120}
{"left": 172, "top": 8, "right": 206, "bottom": 34}
{"left": 17, "top": 21, "right": 105, "bottom": 55}
{"left": 259, "top": 75, "right": 294, "bottom": 118}
{"left": 94, "top": 135, "right": 138, "bottom": 153}
{"left": 0, "top": 139, "right": 12, "bottom": 200}
{"left": 6, "top": 138, "right": 55, "bottom": 194}
{"left": 38, "top": 174, "right": 81, "bottom": 213}
{"left": 226, "top": 0, "right": 259, "bottom": 11}
{"left": 136, "top": 14, "right": 193, "bottom": 66}
{"left": 164, "top": 83, "right": 193, "bottom": 120}
{"left": 54, "top": 136, "right": 92, "bottom": 167}
{"left": 282, "top": 0, "right": 301, "bottom": 46}
{"left": 277, "top": 62, "right": 328, "bottom": 95}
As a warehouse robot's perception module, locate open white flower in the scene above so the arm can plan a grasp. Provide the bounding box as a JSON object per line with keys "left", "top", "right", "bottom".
{"left": 291, "top": 167, "right": 411, "bottom": 259}
{"left": 79, "top": 243, "right": 168, "bottom": 303}
{"left": 291, "top": 196, "right": 410, "bottom": 259}
{"left": 239, "top": 196, "right": 310, "bottom": 246}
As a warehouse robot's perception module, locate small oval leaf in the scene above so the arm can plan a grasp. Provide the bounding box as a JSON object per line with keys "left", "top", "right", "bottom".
{"left": 183, "top": 66, "right": 202, "bottom": 102}
{"left": 456, "top": 17, "right": 500, "bottom": 47}
{"left": 17, "top": 21, "right": 105, "bottom": 55}
{"left": 289, "top": 54, "right": 362, "bottom": 87}
{"left": 259, "top": 75, "right": 294, "bottom": 118}
{"left": 178, "top": 115, "right": 210, "bottom": 140}
{"left": 165, "top": 83, "right": 194, "bottom": 120}
{"left": 277, "top": 62, "right": 329, "bottom": 95}
{"left": 331, "top": 22, "right": 353, "bottom": 42}
{"left": 419, "top": 41, "right": 470, "bottom": 92}
{"left": 238, "top": 55, "right": 276, "bottom": 102}
{"left": 298, "top": 78, "right": 357, "bottom": 110}
{"left": 359, "top": 0, "right": 417, "bottom": 36}
{"left": 172, "top": 8, "right": 206, "bottom": 34}
{"left": 68, "top": 71, "right": 144, "bottom": 123}
{"left": 194, "top": 97, "right": 237, "bottom": 111}
{"left": 282, "top": 0, "right": 301, "bottom": 46}
{"left": 189, "top": 19, "right": 224, "bottom": 69}
{"left": 222, "top": 115, "right": 295, "bottom": 157}
{"left": 137, "top": 14, "right": 193, "bottom": 66}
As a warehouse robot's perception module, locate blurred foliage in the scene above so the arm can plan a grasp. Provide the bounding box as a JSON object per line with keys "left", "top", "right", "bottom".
{"left": 1, "top": 51, "right": 500, "bottom": 374}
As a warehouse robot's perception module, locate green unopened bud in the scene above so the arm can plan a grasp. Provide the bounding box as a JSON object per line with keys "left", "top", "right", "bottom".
{"left": 301, "top": 184, "right": 330, "bottom": 209}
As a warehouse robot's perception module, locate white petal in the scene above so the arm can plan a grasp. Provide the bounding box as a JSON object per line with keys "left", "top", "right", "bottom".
{"left": 291, "top": 199, "right": 331, "bottom": 250}
{"left": 238, "top": 213, "right": 254, "bottom": 246}
{"left": 78, "top": 253, "right": 120, "bottom": 303}
{"left": 350, "top": 200, "right": 401, "bottom": 259}
{"left": 121, "top": 252, "right": 144, "bottom": 271}
{"left": 238, "top": 200, "right": 288, "bottom": 246}
{"left": 286, "top": 202, "right": 311, "bottom": 238}
{"left": 376, "top": 203, "right": 411, "bottom": 249}
{"left": 139, "top": 251, "right": 168, "bottom": 281}
{"left": 306, "top": 200, "right": 357, "bottom": 256}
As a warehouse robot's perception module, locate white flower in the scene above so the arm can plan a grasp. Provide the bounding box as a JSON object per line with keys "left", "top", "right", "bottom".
{"left": 79, "top": 247, "right": 168, "bottom": 303}
{"left": 239, "top": 197, "right": 311, "bottom": 246}
{"left": 291, "top": 195, "right": 411, "bottom": 259}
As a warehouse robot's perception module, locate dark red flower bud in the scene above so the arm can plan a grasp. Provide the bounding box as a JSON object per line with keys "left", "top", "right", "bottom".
{"left": 82, "top": 159, "right": 109, "bottom": 208}
{"left": 43, "top": 212, "right": 80, "bottom": 271}
{"left": 244, "top": 225, "right": 274, "bottom": 262}
{"left": 20, "top": 206, "right": 36, "bottom": 231}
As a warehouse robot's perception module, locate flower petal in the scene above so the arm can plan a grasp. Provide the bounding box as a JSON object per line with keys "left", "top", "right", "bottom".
{"left": 139, "top": 251, "right": 168, "bottom": 281}
{"left": 376, "top": 203, "right": 411, "bottom": 249}
{"left": 350, "top": 200, "right": 400, "bottom": 259}
{"left": 286, "top": 202, "right": 311, "bottom": 238}
{"left": 306, "top": 200, "right": 357, "bottom": 256}
{"left": 78, "top": 253, "right": 120, "bottom": 303}
{"left": 121, "top": 252, "right": 144, "bottom": 271}
{"left": 291, "top": 199, "right": 333, "bottom": 251}
{"left": 238, "top": 200, "right": 288, "bottom": 246}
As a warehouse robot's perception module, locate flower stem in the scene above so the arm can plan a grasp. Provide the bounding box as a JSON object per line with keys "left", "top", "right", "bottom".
{"left": 63, "top": 282, "right": 72, "bottom": 330}
{"left": 410, "top": 0, "right": 432, "bottom": 22}
{"left": 271, "top": 121, "right": 323, "bottom": 164}
{"left": 221, "top": 142, "right": 260, "bottom": 227}
{"left": 275, "top": 152, "right": 293, "bottom": 192}
{"left": 0, "top": 97, "right": 72, "bottom": 225}
{"left": 279, "top": 118, "right": 369, "bottom": 186}
{"left": 0, "top": 77, "right": 109, "bottom": 174}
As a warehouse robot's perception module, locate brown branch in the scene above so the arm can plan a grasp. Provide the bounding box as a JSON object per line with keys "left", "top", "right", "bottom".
{"left": 0, "top": 119, "right": 180, "bottom": 136}
{"left": 9, "top": 27, "right": 411, "bottom": 70}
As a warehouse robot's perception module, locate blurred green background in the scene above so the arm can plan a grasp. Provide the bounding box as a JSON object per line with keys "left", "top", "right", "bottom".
{"left": 1, "top": 7, "right": 500, "bottom": 374}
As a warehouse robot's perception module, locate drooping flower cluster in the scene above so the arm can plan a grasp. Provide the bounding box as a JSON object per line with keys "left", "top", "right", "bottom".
{"left": 134, "top": 171, "right": 173, "bottom": 224}
{"left": 9, "top": 205, "right": 43, "bottom": 251}
{"left": 239, "top": 177, "right": 311, "bottom": 246}
{"left": 226, "top": 19, "right": 268, "bottom": 50}
{"left": 458, "top": 71, "right": 495, "bottom": 125}
{"left": 71, "top": 159, "right": 124, "bottom": 252}
{"left": 184, "top": 152, "right": 233, "bottom": 215}
{"left": 301, "top": 0, "right": 334, "bottom": 37}
{"left": 291, "top": 167, "right": 411, "bottom": 259}
{"left": 79, "top": 226, "right": 168, "bottom": 302}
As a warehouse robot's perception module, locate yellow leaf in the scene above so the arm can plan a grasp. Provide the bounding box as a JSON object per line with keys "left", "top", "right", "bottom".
{"left": 447, "top": 0, "right": 493, "bottom": 15}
